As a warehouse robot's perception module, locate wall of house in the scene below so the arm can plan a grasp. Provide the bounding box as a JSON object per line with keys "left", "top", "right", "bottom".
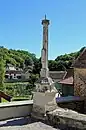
{"left": 74, "top": 68, "right": 86, "bottom": 96}
{"left": 55, "top": 82, "right": 62, "bottom": 90}
{"left": 5, "top": 72, "right": 30, "bottom": 82}
{"left": 5, "top": 73, "right": 22, "bottom": 79}
{"left": 55, "top": 83, "right": 74, "bottom": 97}
{"left": 62, "top": 84, "right": 74, "bottom": 96}
{"left": 6, "top": 66, "right": 16, "bottom": 70}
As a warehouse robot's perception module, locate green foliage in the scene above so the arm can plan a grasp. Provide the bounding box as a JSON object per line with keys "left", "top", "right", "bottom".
{"left": 5, "top": 82, "right": 32, "bottom": 97}
{"left": 0, "top": 46, "right": 85, "bottom": 100}
{"left": 0, "top": 47, "right": 36, "bottom": 69}
{"left": 0, "top": 57, "right": 5, "bottom": 91}
{"left": 25, "top": 56, "right": 33, "bottom": 66}
{"left": 32, "top": 58, "right": 41, "bottom": 74}
{"left": 54, "top": 47, "right": 86, "bottom": 71}
{"left": 0, "top": 46, "right": 85, "bottom": 74}
{"left": 29, "top": 74, "right": 39, "bottom": 87}
{"left": 12, "top": 97, "right": 30, "bottom": 101}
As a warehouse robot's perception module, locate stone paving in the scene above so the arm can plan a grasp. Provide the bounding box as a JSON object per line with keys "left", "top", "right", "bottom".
{"left": 0, "top": 122, "right": 58, "bottom": 130}
{"left": 0, "top": 117, "right": 58, "bottom": 130}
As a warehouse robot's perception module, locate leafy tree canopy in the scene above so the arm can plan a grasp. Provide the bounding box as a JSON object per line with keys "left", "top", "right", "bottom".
{"left": 0, "top": 46, "right": 85, "bottom": 73}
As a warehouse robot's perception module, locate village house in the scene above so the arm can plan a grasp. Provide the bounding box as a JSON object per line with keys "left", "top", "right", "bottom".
{"left": 5, "top": 64, "right": 32, "bottom": 82}
{"left": 57, "top": 47, "right": 86, "bottom": 97}
{"left": 49, "top": 71, "right": 67, "bottom": 91}
{"left": 72, "top": 47, "right": 86, "bottom": 97}
{"left": 58, "top": 68, "right": 74, "bottom": 96}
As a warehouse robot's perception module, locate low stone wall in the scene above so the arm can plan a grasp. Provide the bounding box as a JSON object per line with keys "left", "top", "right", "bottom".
{"left": 0, "top": 100, "right": 33, "bottom": 121}
{"left": 46, "top": 107, "right": 86, "bottom": 129}
{"left": 57, "top": 100, "right": 85, "bottom": 114}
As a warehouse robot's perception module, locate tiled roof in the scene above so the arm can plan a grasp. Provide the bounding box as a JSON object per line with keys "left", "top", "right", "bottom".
{"left": 58, "top": 68, "right": 74, "bottom": 85}
{"left": 58, "top": 76, "right": 73, "bottom": 85}
{"left": 6, "top": 70, "right": 23, "bottom": 74}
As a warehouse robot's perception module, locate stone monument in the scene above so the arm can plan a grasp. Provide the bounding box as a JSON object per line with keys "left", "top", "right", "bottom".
{"left": 32, "top": 15, "right": 57, "bottom": 120}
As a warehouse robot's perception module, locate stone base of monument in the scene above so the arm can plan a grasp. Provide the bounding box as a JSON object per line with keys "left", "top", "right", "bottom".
{"left": 32, "top": 92, "right": 57, "bottom": 120}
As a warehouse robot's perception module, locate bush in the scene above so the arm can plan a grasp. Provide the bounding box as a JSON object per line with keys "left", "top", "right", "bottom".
{"left": 12, "top": 98, "right": 29, "bottom": 101}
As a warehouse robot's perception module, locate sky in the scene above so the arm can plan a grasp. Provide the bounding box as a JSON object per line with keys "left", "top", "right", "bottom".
{"left": 0, "top": 0, "right": 86, "bottom": 60}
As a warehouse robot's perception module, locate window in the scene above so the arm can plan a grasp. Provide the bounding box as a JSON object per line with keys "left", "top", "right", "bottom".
{"left": 17, "top": 76, "right": 21, "bottom": 79}
{"left": 5, "top": 75, "right": 9, "bottom": 78}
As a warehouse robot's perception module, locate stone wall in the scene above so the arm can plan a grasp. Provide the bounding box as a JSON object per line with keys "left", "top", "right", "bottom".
{"left": 0, "top": 100, "right": 33, "bottom": 121}
{"left": 74, "top": 68, "right": 86, "bottom": 96}
{"left": 57, "top": 100, "right": 85, "bottom": 114}
{"left": 46, "top": 108, "right": 86, "bottom": 129}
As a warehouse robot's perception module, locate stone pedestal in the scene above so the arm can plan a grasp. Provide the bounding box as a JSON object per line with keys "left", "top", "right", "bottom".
{"left": 32, "top": 76, "right": 57, "bottom": 120}
{"left": 32, "top": 91, "right": 57, "bottom": 120}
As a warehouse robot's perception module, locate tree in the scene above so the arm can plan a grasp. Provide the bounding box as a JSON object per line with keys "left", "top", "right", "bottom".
{"left": 32, "top": 58, "right": 41, "bottom": 74}
{"left": 48, "top": 60, "right": 58, "bottom": 71}
{"left": 29, "top": 74, "right": 39, "bottom": 87}
{"left": 25, "top": 56, "right": 33, "bottom": 66}
{"left": 0, "top": 57, "right": 5, "bottom": 91}
{"left": 0, "top": 46, "right": 85, "bottom": 75}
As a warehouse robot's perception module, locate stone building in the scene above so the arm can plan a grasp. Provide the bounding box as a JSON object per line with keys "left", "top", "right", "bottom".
{"left": 5, "top": 64, "right": 32, "bottom": 82}
{"left": 59, "top": 77, "right": 73, "bottom": 97}
{"left": 72, "top": 47, "right": 86, "bottom": 97}
{"left": 55, "top": 47, "right": 86, "bottom": 97}
{"left": 49, "top": 71, "right": 67, "bottom": 92}
{"left": 58, "top": 69, "right": 74, "bottom": 96}
{"left": 49, "top": 71, "right": 66, "bottom": 82}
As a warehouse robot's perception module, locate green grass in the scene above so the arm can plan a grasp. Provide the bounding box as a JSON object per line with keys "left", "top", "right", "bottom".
{"left": 12, "top": 97, "right": 29, "bottom": 101}
{"left": 5, "top": 82, "right": 29, "bottom": 85}
{"left": 1, "top": 98, "right": 8, "bottom": 102}
{"left": 1, "top": 82, "right": 33, "bottom": 102}
{"left": 1, "top": 96, "right": 32, "bottom": 103}
{"left": 12, "top": 95, "right": 32, "bottom": 101}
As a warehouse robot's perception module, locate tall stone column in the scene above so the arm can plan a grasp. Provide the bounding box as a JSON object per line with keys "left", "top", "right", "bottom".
{"left": 40, "top": 15, "right": 49, "bottom": 78}
{"left": 32, "top": 16, "right": 57, "bottom": 120}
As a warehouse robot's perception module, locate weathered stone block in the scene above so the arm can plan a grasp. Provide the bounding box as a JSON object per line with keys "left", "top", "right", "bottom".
{"left": 32, "top": 92, "right": 57, "bottom": 120}
{"left": 47, "top": 108, "right": 86, "bottom": 129}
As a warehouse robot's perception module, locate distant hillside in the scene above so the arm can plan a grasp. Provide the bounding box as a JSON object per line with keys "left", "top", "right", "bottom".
{"left": 49, "top": 47, "right": 85, "bottom": 71}
{"left": 0, "top": 46, "right": 36, "bottom": 67}
{"left": 0, "top": 46, "right": 41, "bottom": 74}
{"left": 0, "top": 46, "right": 85, "bottom": 73}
